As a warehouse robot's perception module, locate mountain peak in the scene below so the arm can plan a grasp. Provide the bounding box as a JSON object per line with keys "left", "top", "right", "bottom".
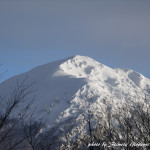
{"left": 0, "top": 55, "right": 150, "bottom": 149}
{"left": 0, "top": 55, "right": 150, "bottom": 127}
{"left": 54, "top": 55, "right": 105, "bottom": 78}
{"left": 64, "top": 55, "right": 99, "bottom": 65}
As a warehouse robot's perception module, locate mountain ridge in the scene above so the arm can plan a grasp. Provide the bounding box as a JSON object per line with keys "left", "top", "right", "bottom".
{"left": 0, "top": 55, "right": 150, "bottom": 127}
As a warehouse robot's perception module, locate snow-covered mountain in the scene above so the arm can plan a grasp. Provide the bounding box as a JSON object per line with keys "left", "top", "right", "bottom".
{"left": 0, "top": 55, "right": 150, "bottom": 131}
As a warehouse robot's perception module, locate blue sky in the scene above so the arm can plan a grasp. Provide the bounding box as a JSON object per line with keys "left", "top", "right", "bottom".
{"left": 0, "top": 0, "right": 150, "bottom": 82}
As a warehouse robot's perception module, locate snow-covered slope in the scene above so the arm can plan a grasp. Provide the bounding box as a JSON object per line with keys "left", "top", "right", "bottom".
{"left": 0, "top": 55, "right": 150, "bottom": 128}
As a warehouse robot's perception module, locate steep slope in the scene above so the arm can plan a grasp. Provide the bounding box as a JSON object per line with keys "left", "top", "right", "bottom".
{"left": 0, "top": 55, "right": 150, "bottom": 128}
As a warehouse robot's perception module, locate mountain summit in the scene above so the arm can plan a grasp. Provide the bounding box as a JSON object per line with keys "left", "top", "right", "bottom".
{"left": 0, "top": 55, "right": 150, "bottom": 128}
